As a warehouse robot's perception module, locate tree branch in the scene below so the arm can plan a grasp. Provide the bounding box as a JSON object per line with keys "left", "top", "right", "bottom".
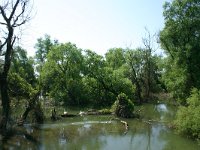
{"left": 9, "top": 0, "right": 20, "bottom": 21}
{"left": 0, "top": 22, "right": 7, "bottom": 25}
{"left": 12, "top": 1, "right": 28, "bottom": 27}
{"left": 0, "top": 40, "right": 8, "bottom": 52}
{"left": 0, "top": 5, "right": 9, "bottom": 23}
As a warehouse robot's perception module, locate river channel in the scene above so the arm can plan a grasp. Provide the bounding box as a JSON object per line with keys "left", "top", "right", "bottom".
{"left": 1, "top": 103, "right": 199, "bottom": 150}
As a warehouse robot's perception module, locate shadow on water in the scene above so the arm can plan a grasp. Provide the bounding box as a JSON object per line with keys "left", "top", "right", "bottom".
{"left": 0, "top": 125, "right": 41, "bottom": 150}
{"left": 1, "top": 103, "right": 200, "bottom": 150}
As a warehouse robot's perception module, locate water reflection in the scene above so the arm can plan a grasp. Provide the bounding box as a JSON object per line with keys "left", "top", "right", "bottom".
{"left": 156, "top": 104, "right": 168, "bottom": 112}
{"left": 1, "top": 104, "right": 199, "bottom": 150}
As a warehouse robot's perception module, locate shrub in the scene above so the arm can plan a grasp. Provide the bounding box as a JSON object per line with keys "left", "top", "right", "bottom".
{"left": 175, "top": 88, "right": 200, "bottom": 140}
{"left": 112, "top": 93, "right": 134, "bottom": 118}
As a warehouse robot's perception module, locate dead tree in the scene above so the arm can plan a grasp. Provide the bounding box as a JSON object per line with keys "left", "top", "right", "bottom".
{"left": 0, "top": 0, "right": 31, "bottom": 132}
{"left": 142, "top": 28, "right": 158, "bottom": 101}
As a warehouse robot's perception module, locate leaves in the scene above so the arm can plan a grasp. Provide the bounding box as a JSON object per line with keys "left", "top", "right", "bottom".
{"left": 160, "top": 0, "right": 200, "bottom": 100}
{"left": 175, "top": 88, "right": 200, "bottom": 140}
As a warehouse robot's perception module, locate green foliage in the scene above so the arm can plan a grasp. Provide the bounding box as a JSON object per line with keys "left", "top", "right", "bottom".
{"left": 175, "top": 88, "right": 200, "bottom": 140}
{"left": 41, "top": 42, "right": 85, "bottom": 106}
{"left": 160, "top": 0, "right": 200, "bottom": 101}
{"left": 34, "top": 34, "right": 58, "bottom": 74}
{"left": 112, "top": 93, "right": 134, "bottom": 118}
{"left": 8, "top": 47, "right": 37, "bottom": 101}
{"left": 32, "top": 101, "right": 44, "bottom": 123}
{"left": 105, "top": 48, "right": 125, "bottom": 69}
{"left": 11, "top": 46, "right": 36, "bottom": 86}
{"left": 125, "top": 48, "right": 162, "bottom": 102}
{"left": 8, "top": 73, "right": 35, "bottom": 99}
{"left": 98, "top": 108, "right": 112, "bottom": 115}
{"left": 83, "top": 50, "right": 136, "bottom": 107}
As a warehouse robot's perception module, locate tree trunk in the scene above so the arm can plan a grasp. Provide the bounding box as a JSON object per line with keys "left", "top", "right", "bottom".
{"left": 19, "top": 92, "right": 44, "bottom": 125}
{"left": 0, "top": 74, "right": 10, "bottom": 131}
{"left": 135, "top": 81, "right": 142, "bottom": 104}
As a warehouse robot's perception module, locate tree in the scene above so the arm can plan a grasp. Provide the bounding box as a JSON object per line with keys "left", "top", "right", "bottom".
{"left": 160, "top": 0, "right": 200, "bottom": 101}
{"left": 125, "top": 48, "right": 144, "bottom": 104}
{"left": 142, "top": 29, "right": 159, "bottom": 100}
{"left": 83, "top": 50, "right": 116, "bottom": 106}
{"left": 34, "top": 34, "right": 58, "bottom": 100}
{"left": 11, "top": 46, "right": 36, "bottom": 86}
{"left": 8, "top": 47, "right": 36, "bottom": 101}
{"left": 0, "top": 0, "right": 32, "bottom": 131}
{"left": 41, "top": 42, "right": 84, "bottom": 106}
{"left": 82, "top": 50, "right": 135, "bottom": 107}
{"left": 125, "top": 47, "right": 162, "bottom": 103}
{"left": 35, "top": 34, "right": 57, "bottom": 73}
{"left": 105, "top": 48, "right": 125, "bottom": 69}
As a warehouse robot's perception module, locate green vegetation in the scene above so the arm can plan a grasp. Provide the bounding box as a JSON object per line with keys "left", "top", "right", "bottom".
{"left": 160, "top": 0, "right": 200, "bottom": 102}
{"left": 175, "top": 88, "right": 200, "bottom": 140}
{"left": 112, "top": 93, "right": 134, "bottom": 118}
{"left": 1, "top": 0, "right": 200, "bottom": 142}
{"left": 159, "top": 0, "right": 200, "bottom": 140}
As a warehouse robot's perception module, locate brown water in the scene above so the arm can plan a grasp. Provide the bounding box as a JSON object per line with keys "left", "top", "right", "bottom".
{"left": 1, "top": 103, "right": 199, "bottom": 150}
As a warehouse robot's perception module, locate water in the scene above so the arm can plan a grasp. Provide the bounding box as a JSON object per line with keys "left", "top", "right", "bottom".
{"left": 1, "top": 103, "right": 199, "bottom": 150}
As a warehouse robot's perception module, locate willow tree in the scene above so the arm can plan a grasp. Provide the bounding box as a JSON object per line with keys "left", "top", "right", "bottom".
{"left": 0, "top": 0, "right": 31, "bottom": 131}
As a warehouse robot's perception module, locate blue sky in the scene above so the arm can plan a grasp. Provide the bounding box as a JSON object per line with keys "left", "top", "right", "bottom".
{"left": 22, "top": 0, "right": 167, "bottom": 56}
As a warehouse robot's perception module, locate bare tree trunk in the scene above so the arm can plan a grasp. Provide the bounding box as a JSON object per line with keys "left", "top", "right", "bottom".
{"left": 0, "top": 76, "right": 10, "bottom": 131}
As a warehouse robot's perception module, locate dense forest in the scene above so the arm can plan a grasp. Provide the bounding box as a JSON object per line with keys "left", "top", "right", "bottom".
{"left": 1, "top": 0, "right": 200, "bottom": 144}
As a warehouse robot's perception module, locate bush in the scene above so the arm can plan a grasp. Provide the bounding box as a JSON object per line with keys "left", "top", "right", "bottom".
{"left": 112, "top": 93, "right": 134, "bottom": 118}
{"left": 175, "top": 88, "right": 200, "bottom": 140}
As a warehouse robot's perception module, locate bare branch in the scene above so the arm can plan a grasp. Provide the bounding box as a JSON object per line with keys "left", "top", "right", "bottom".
{"left": 13, "top": 19, "right": 27, "bottom": 27}
{"left": 0, "top": 22, "right": 7, "bottom": 25}
{"left": 12, "top": 1, "right": 27, "bottom": 26}
{"left": 0, "top": 5, "right": 9, "bottom": 22}
{"left": 9, "top": 0, "right": 20, "bottom": 21}
{"left": 0, "top": 40, "right": 7, "bottom": 52}
{"left": 11, "top": 36, "right": 16, "bottom": 47}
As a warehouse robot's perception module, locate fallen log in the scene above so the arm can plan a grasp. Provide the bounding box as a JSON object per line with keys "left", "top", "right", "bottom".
{"left": 61, "top": 114, "right": 77, "bottom": 117}
{"left": 110, "top": 118, "right": 129, "bottom": 131}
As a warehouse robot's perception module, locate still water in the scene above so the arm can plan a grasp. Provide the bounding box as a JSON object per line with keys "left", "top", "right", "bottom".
{"left": 1, "top": 103, "right": 199, "bottom": 150}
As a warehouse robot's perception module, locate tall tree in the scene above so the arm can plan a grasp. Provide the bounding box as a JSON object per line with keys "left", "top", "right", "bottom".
{"left": 125, "top": 48, "right": 143, "bottom": 104}
{"left": 160, "top": 0, "right": 200, "bottom": 100}
{"left": 0, "top": 0, "right": 31, "bottom": 131}
{"left": 41, "top": 42, "right": 84, "bottom": 106}
{"left": 35, "top": 34, "right": 57, "bottom": 73}
{"left": 9, "top": 46, "right": 36, "bottom": 100}
{"left": 84, "top": 50, "right": 135, "bottom": 107}
{"left": 142, "top": 29, "right": 160, "bottom": 100}
{"left": 11, "top": 46, "right": 36, "bottom": 86}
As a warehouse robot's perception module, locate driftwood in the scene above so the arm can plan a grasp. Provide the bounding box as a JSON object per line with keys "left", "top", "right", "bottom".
{"left": 51, "top": 108, "right": 128, "bottom": 133}
{"left": 110, "top": 118, "right": 129, "bottom": 131}
{"left": 79, "top": 110, "right": 112, "bottom": 116}
{"left": 120, "top": 120, "right": 129, "bottom": 130}
{"left": 142, "top": 119, "right": 169, "bottom": 125}
{"left": 60, "top": 111, "right": 101, "bottom": 117}
{"left": 61, "top": 114, "right": 77, "bottom": 117}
